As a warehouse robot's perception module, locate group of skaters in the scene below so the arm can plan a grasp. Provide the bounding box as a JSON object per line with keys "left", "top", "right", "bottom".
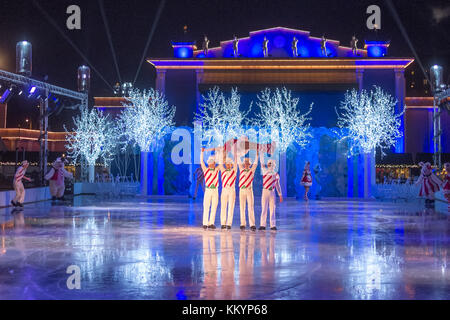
{"left": 417, "top": 161, "right": 450, "bottom": 208}
{"left": 11, "top": 157, "right": 73, "bottom": 208}
{"left": 196, "top": 138, "right": 313, "bottom": 231}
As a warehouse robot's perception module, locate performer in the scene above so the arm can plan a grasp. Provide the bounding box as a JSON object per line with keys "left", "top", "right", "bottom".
{"left": 442, "top": 163, "right": 450, "bottom": 208}
{"left": 292, "top": 37, "right": 298, "bottom": 57}
{"left": 416, "top": 162, "right": 441, "bottom": 205}
{"left": 11, "top": 160, "right": 31, "bottom": 207}
{"left": 44, "top": 158, "right": 73, "bottom": 201}
{"left": 200, "top": 148, "right": 220, "bottom": 229}
{"left": 300, "top": 161, "right": 313, "bottom": 201}
{"left": 238, "top": 149, "right": 258, "bottom": 231}
{"left": 262, "top": 36, "right": 269, "bottom": 57}
{"left": 320, "top": 35, "right": 327, "bottom": 56}
{"left": 202, "top": 35, "right": 210, "bottom": 56}
{"left": 192, "top": 166, "right": 205, "bottom": 200}
{"left": 259, "top": 154, "right": 282, "bottom": 231}
{"left": 350, "top": 35, "right": 358, "bottom": 56}
{"left": 219, "top": 152, "right": 237, "bottom": 230}
{"left": 232, "top": 36, "right": 239, "bottom": 57}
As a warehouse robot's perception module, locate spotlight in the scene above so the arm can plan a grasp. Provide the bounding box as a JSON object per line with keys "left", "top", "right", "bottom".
{"left": 29, "top": 86, "right": 36, "bottom": 94}
{"left": 0, "top": 89, "right": 11, "bottom": 104}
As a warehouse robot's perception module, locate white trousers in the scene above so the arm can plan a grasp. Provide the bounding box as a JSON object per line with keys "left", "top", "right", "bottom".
{"left": 239, "top": 188, "right": 255, "bottom": 227}
{"left": 49, "top": 181, "right": 65, "bottom": 198}
{"left": 260, "top": 189, "right": 276, "bottom": 228}
{"left": 203, "top": 188, "right": 219, "bottom": 226}
{"left": 220, "top": 187, "right": 235, "bottom": 226}
{"left": 13, "top": 181, "right": 25, "bottom": 204}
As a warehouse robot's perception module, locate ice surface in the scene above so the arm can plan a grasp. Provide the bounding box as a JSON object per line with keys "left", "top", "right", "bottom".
{"left": 0, "top": 196, "right": 449, "bottom": 300}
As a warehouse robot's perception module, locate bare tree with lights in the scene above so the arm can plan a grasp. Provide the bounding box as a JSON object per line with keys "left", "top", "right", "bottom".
{"left": 65, "top": 106, "right": 115, "bottom": 182}
{"left": 255, "top": 87, "right": 313, "bottom": 153}
{"left": 335, "top": 86, "right": 403, "bottom": 157}
{"left": 194, "top": 86, "right": 250, "bottom": 148}
{"left": 119, "top": 88, "right": 175, "bottom": 194}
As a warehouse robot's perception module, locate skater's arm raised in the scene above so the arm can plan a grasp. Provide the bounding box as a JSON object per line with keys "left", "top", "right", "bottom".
{"left": 200, "top": 148, "right": 207, "bottom": 172}
{"left": 259, "top": 152, "right": 266, "bottom": 170}
{"left": 251, "top": 150, "right": 259, "bottom": 172}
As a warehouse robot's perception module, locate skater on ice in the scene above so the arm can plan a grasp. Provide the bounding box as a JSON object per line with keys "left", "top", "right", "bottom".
{"left": 237, "top": 146, "right": 259, "bottom": 231}
{"left": 442, "top": 162, "right": 450, "bottom": 209}
{"left": 259, "top": 153, "right": 283, "bottom": 231}
{"left": 44, "top": 157, "right": 73, "bottom": 201}
{"left": 11, "top": 160, "right": 32, "bottom": 207}
{"left": 200, "top": 147, "right": 220, "bottom": 229}
{"left": 300, "top": 161, "right": 313, "bottom": 201}
{"left": 218, "top": 147, "right": 238, "bottom": 230}
{"left": 416, "top": 162, "right": 442, "bottom": 206}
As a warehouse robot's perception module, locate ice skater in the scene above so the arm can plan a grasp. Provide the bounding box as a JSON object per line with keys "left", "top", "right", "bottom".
{"left": 300, "top": 161, "right": 313, "bottom": 201}
{"left": 11, "top": 160, "right": 32, "bottom": 207}
{"left": 442, "top": 162, "right": 450, "bottom": 209}
{"left": 232, "top": 36, "right": 239, "bottom": 57}
{"left": 200, "top": 147, "right": 220, "bottom": 229}
{"left": 237, "top": 148, "right": 258, "bottom": 231}
{"left": 416, "top": 162, "right": 442, "bottom": 207}
{"left": 219, "top": 150, "right": 237, "bottom": 230}
{"left": 320, "top": 35, "right": 327, "bottom": 56}
{"left": 292, "top": 37, "right": 298, "bottom": 57}
{"left": 350, "top": 35, "right": 358, "bottom": 56}
{"left": 262, "top": 36, "right": 269, "bottom": 57}
{"left": 192, "top": 166, "right": 205, "bottom": 200}
{"left": 44, "top": 157, "right": 73, "bottom": 201}
{"left": 259, "top": 153, "right": 283, "bottom": 231}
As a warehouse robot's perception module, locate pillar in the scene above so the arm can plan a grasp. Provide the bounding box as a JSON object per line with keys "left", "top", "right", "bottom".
{"left": 356, "top": 69, "right": 364, "bottom": 91}
{"left": 156, "top": 70, "right": 166, "bottom": 94}
{"left": 280, "top": 152, "right": 287, "bottom": 197}
{"left": 394, "top": 68, "right": 406, "bottom": 153}
{"left": 0, "top": 103, "right": 7, "bottom": 128}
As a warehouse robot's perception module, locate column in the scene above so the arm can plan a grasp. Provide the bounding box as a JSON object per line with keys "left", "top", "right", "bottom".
{"left": 0, "top": 103, "right": 7, "bottom": 128}
{"left": 195, "top": 69, "right": 204, "bottom": 115}
{"left": 394, "top": 68, "right": 406, "bottom": 153}
{"left": 356, "top": 69, "right": 364, "bottom": 91}
{"left": 156, "top": 70, "right": 166, "bottom": 94}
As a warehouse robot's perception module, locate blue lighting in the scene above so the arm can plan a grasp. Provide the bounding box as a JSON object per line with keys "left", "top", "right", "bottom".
{"left": 174, "top": 47, "right": 191, "bottom": 58}
{"left": 29, "top": 86, "right": 36, "bottom": 94}
{"left": 0, "top": 89, "right": 11, "bottom": 104}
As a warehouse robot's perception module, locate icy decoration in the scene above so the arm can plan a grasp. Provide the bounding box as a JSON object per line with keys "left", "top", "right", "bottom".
{"left": 120, "top": 88, "right": 175, "bottom": 153}
{"left": 255, "top": 87, "right": 313, "bottom": 153}
{"left": 335, "top": 86, "right": 403, "bottom": 157}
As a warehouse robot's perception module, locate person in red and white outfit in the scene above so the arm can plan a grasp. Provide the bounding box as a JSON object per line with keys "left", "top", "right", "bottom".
{"left": 442, "top": 162, "right": 450, "bottom": 209}
{"left": 200, "top": 148, "right": 220, "bottom": 229}
{"left": 300, "top": 161, "right": 313, "bottom": 201}
{"left": 44, "top": 158, "right": 73, "bottom": 201}
{"left": 219, "top": 153, "right": 237, "bottom": 230}
{"left": 11, "top": 160, "right": 32, "bottom": 207}
{"left": 259, "top": 153, "right": 283, "bottom": 231}
{"left": 416, "top": 162, "right": 442, "bottom": 205}
{"left": 192, "top": 166, "right": 205, "bottom": 200}
{"left": 237, "top": 150, "right": 258, "bottom": 231}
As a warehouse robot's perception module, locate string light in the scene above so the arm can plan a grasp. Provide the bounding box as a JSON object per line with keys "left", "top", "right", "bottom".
{"left": 335, "top": 86, "right": 403, "bottom": 157}
{"left": 119, "top": 88, "right": 175, "bottom": 152}
{"left": 255, "top": 87, "right": 312, "bottom": 153}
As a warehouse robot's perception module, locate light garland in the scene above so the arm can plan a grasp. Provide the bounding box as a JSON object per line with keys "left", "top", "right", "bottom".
{"left": 255, "top": 87, "right": 312, "bottom": 153}
{"left": 120, "top": 88, "right": 175, "bottom": 153}
{"left": 336, "top": 86, "right": 403, "bottom": 157}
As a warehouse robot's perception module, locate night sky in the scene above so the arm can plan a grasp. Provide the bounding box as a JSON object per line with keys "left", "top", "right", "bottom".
{"left": 0, "top": 0, "right": 449, "bottom": 130}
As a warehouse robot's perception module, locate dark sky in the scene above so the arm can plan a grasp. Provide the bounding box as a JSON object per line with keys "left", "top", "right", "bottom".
{"left": 0, "top": 0, "right": 449, "bottom": 129}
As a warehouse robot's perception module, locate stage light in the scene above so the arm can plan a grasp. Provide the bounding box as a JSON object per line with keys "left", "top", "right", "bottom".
{"left": 29, "top": 86, "right": 36, "bottom": 94}
{"left": 0, "top": 88, "right": 12, "bottom": 104}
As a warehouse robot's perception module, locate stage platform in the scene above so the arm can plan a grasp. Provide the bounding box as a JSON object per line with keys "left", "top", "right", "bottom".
{"left": 0, "top": 196, "right": 448, "bottom": 300}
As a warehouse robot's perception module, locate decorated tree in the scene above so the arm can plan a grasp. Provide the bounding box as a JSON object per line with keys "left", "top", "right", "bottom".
{"left": 119, "top": 88, "right": 175, "bottom": 194}
{"left": 194, "top": 86, "right": 250, "bottom": 148}
{"left": 255, "top": 87, "right": 313, "bottom": 153}
{"left": 335, "top": 86, "right": 402, "bottom": 157}
{"left": 65, "top": 106, "right": 115, "bottom": 182}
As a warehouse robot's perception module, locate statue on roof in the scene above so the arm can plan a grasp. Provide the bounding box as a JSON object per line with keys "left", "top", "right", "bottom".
{"left": 202, "top": 36, "right": 210, "bottom": 56}
{"left": 320, "top": 35, "right": 327, "bottom": 57}
{"left": 232, "top": 36, "right": 239, "bottom": 57}
{"left": 262, "top": 36, "right": 269, "bottom": 58}
{"left": 292, "top": 37, "right": 299, "bottom": 57}
{"left": 350, "top": 35, "right": 358, "bottom": 56}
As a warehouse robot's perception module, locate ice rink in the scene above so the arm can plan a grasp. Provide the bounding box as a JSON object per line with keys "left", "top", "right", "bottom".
{"left": 0, "top": 196, "right": 449, "bottom": 300}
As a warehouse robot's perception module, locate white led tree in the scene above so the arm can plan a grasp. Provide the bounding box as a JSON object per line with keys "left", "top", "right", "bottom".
{"left": 119, "top": 88, "right": 175, "bottom": 195}
{"left": 194, "top": 86, "right": 250, "bottom": 148}
{"left": 255, "top": 87, "right": 313, "bottom": 153}
{"left": 335, "top": 86, "right": 402, "bottom": 157}
{"left": 65, "top": 106, "right": 115, "bottom": 182}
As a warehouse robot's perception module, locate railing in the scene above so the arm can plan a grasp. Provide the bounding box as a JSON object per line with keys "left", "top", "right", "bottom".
{"left": 372, "top": 180, "right": 420, "bottom": 201}
{"left": 94, "top": 173, "right": 140, "bottom": 197}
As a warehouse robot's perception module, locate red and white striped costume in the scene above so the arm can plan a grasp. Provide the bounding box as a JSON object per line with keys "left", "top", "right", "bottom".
{"left": 220, "top": 165, "right": 237, "bottom": 227}
{"left": 443, "top": 164, "right": 450, "bottom": 211}
{"left": 13, "top": 165, "right": 27, "bottom": 204}
{"left": 201, "top": 152, "right": 219, "bottom": 226}
{"left": 260, "top": 167, "right": 282, "bottom": 228}
{"left": 416, "top": 162, "right": 441, "bottom": 199}
{"left": 238, "top": 153, "right": 258, "bottom": 228}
